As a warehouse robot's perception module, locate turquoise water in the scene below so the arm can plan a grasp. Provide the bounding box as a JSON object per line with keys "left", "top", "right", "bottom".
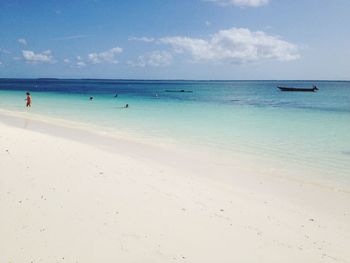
{"left": 1, "top": 79, "right": 350, "bottom": 184}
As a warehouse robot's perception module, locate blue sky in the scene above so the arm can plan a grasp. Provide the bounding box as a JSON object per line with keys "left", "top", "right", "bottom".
{"left": 0, "top": 0, "right": 349, "bottom": 80}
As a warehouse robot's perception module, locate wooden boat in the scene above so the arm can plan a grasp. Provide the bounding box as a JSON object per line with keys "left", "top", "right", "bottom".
{"left": 277, "top": 85, "right": 318, "bottom": 92}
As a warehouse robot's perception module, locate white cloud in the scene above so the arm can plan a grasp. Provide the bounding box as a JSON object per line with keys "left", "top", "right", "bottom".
{"left": 128, "top": 36, "right": 155, "bottom": 43}
{"left": 71, "top": 47, "right": 123, "bottom": 68}
{"left": 22, "top": 50, "right": 55, "bottom": 64}
{"left": 160, "top": 27, "right": 299, "bottom": 64}
{"left": 18, "top": 38, "right": 27, "bottom": 45}
{"left": 87, "top": 47, "right": 122, "bottom": 64}
{"left": 128, "top": 51, "right": 172, "bottom": 67}
{"left": 72, "top": 56, "right": 86, "bottom": 68}
{"left": 206, "top": 0, "right": 269, "bottom": 7}
{"left": 75, "top": 61, "right": 86, "bottom": 68}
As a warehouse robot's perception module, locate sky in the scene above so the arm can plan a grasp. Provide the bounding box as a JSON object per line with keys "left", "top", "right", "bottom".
{"left": 0, "top": 0, "right": 349, "bottom": 80}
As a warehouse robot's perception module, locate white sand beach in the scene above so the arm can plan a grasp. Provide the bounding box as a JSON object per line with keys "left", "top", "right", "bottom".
{"left": 1, "top": 111, "right": 349, "bottom": 263}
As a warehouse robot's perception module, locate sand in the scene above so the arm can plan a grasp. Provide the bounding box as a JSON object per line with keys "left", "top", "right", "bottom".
{"left": 0, "top": 111, "right": 349, "bottom": 263}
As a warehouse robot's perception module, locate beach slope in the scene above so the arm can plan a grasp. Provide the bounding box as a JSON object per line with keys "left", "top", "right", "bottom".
{"left": 0, "top": 118, "right": 349, "bottom": 263}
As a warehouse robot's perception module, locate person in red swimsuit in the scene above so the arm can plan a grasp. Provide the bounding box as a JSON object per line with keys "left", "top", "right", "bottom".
{"left": 25, "top": 92, "right": 32, "bottom": 107}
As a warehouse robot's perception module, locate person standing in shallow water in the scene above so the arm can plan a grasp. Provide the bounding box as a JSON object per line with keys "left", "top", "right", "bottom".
{"left": 25, "top": 92, "right": 31, "bottom": 107}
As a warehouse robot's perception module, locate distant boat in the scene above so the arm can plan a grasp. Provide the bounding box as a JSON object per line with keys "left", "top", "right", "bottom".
{"left": 277, "top": 85, "right": 318, "bottom": 92}
{"left": 165, "top": 89, "right": 193, "bottom": 93}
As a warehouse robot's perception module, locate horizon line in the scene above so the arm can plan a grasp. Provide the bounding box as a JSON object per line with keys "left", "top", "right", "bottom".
{"left": 0, "top": 78, "right": 349, "bottom": 82}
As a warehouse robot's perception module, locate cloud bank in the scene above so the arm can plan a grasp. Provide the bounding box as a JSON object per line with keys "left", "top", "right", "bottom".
{"left": 71, "top": 47, "right": 123, "bottom": 67}
{"left": 160, "top": 28, "right": 299, "bottom": 64}
{"left": 22, "top": 50, "right": 55, "bottom": 63}
{"left": 73, "top": 56, "right": 86, "bottom": 68}
{"left": 87, "top": 47, "right": 123, "bottom": 64}
{"left": 128, "top": 51, "right": 172, "bottom": 67}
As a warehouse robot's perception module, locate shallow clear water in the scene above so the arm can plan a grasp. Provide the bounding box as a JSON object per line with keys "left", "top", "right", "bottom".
{"left": 1, "top": 79, "right": 350, "bottom": 184}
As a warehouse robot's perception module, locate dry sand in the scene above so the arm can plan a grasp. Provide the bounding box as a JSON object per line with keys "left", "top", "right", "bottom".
{"left": 0, "top": 112, "right": 349, "bottom": 263}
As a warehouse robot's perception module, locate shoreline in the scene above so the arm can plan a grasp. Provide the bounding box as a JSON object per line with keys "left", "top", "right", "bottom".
{"left": 1, "top": 107, "right": 349, "bottom": 192}
{"left": 1, "top": 108, "right": 350, "bottom": 262}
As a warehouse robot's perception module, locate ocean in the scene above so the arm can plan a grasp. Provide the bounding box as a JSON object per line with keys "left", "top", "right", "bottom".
{"left": 1, "top": 79, "right": 349, "bottom": 186}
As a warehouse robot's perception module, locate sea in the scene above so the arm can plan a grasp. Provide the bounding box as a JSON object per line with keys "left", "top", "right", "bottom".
{"left": 0, "top": 79, "right": 349, "bottom": 186}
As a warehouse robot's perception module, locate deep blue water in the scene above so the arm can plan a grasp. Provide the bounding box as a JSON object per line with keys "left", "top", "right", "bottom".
{"left": 0, "top": 78, "right": 349, "bottom": 112}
